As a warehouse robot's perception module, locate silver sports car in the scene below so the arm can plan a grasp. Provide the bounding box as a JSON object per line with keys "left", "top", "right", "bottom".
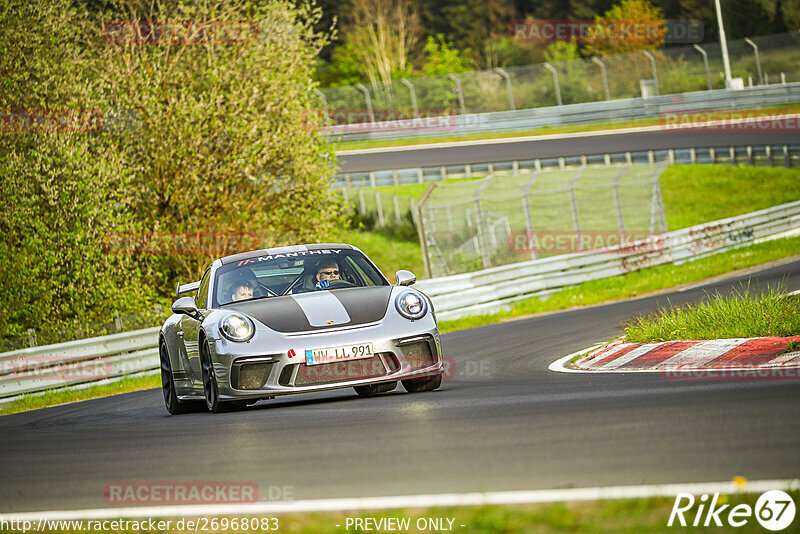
{"left": 159, "top": 244, "right": 443, "bottom": 414}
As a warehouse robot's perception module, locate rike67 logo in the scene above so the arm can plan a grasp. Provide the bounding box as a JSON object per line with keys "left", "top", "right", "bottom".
{"left": 668, "top": 490, "right": 796, "bottom": 531}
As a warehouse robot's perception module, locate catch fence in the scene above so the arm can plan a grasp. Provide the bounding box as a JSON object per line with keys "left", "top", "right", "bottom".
{"left": 417, "top": 163, "right": 668, "bottom": 277}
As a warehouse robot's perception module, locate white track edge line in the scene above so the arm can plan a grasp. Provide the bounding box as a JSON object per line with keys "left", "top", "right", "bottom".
{"left": 2, "top": 480, "right": 797, "bottom": 520}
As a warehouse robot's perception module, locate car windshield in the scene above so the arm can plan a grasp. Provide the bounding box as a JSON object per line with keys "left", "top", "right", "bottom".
{"left": 213, "top": 248, "right": 389, "bottom": 307}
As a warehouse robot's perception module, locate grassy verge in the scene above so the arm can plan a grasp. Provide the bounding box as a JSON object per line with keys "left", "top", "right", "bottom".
{"left": 333, "top": 104, "right": 800, "bottom": 151}
{"left": 0, "top": 373, "right": 160, "bottom": 416}
{"left": 660, "top": 165, "right": 800, "bottom": 230}
{"left": 24, "top": 490, "right": 797, "bottom": 533}
{"left": 438, "top": 236, "right": 800, "bottom": 333}
{"left": 622, "top": 286, "right": 800, "bottom": 343}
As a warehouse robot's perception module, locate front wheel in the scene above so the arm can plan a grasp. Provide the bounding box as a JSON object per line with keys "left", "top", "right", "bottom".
{"left": 200, "top": 339, "right": 240, "bottom": 414}
{"left": 160, "top": 338, "right": 203, "bottom": 415}
{"left": 402, "top": 373, "right": 442, "bottom": 393}
{"left": 354, "top": 381, "right": 397, "bottom": 397}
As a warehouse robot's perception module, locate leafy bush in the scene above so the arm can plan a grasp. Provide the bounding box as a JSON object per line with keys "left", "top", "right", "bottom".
{"left": 0, "top": 0, "right": 344, "bottom": 339}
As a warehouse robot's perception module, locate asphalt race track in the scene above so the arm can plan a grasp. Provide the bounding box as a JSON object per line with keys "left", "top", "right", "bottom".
{"left": 1, "top": 259, "right": 799, "bottom": 514}
{"left": 337, "top": 129, "right": 799, "bottom": 172}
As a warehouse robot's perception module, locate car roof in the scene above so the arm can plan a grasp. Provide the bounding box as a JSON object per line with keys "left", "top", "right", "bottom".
{"left": 219, "top": 243, "right": 356, "bottom": 265}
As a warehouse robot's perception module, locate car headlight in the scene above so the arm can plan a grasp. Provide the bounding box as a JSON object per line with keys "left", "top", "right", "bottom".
{"left": 219, "top": 313, "right": 255, "bottom": 342}
{"left": 395, "top": 290, "right": 428, "bottom": 320}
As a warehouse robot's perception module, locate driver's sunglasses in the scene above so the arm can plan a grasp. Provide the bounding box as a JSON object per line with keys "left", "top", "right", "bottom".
{"left": 319, "top": 270, "right": 339, "bottom": 276}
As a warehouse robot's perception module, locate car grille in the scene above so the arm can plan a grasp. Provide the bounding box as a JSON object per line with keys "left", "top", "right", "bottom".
{"left": 398, "top": 338, "right": 437, "bottom": 369}
{"left": 234, "top": 361, "right": 275, "bottom": 390}
{"left": 293, "top": 354, "right": 388, "bottom": 387}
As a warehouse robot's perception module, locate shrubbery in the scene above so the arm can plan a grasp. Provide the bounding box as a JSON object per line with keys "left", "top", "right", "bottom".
{"left": 0, "top": 0, "right": 344, "bottom": 340}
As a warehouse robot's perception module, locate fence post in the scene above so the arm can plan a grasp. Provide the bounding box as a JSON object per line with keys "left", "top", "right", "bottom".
{"left": 543, "top": 62, "right": 563, "bottom": 106}
{"left": 393, "top": 195, "right": 402, "bottom": 225}
{"left": 495, "top": 68, "right": 516, "bottom": 111}
{"left": 568, "top": 167, "right": 586, "bottom": 251}
{"left": 375, "top": 191, "right": 384, "bottom": 227}
{"left": 392, "top": 170, "right": 399, "bottom": 186}
{"left": 522, "top": 170, "right": 541, "bottom": 260}
{"left": 650, "top": 161, "right": 669, "bottom": 234}
{"left": 114, "top": 311, "right": 123, "bottom": 332}
{"left": 744, "top": 38, "right": 764, "bottom": 85}
{"left": 785, "top": 145, "right": 791, "bottom": 168}
{"left": 447, "top": 74, "right": 467, "bottom": 115}
{"left": 369, "top": 171, "right": 376, "bottom": 187}
{"left": 591, "top": 57, "right": 610, "bottom": 100}
{"left": 358, "top": 188, "right": 366, "bottom": 215}
{"left": 410, "top": 197, "right": 419, "bottom": 226}
{"left": 355, "top": 83, "right": 374, "bottom": 123}
{"left": 417, "top": 168, "right": 424, "bottom": 184}
{"left": 692, "top": 45, "right": 713, "bottom": 91}
{"left": 417, "top": 184, "right": 438, "bottom": 279}
{"left": 474, "top": 176, "right": 495, "bottom": 269}
{"left": 642, "top": 51, "right": 660, "bottom": 96}
{"left": 400, "top": 78, "right": 419, "bottom": 119}
{"left": 613, "top": 165, "right": 630, "bottom": 242}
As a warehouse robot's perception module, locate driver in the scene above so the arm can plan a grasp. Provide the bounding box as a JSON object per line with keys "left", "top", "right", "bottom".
{"left": 314, "top": 259, "right": 340, "bottom": 290}
{"left": 230, "top": 281, "right": 255, "bottom": 302}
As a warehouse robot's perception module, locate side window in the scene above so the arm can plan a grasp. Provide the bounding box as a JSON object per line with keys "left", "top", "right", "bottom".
{"left": 196, "top": 268, "right": 211, "bottom": 309}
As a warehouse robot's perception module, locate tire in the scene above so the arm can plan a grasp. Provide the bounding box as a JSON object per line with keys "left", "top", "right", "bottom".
{"left": 402, "top": 372, "right": 442, "bottom": 393}
{"left": 200, "top": 338, "right": 240, "bottom": 414}
{"left": 354, "top": 381, "right": 397, "bottom": 396}
{"left": 160, "top": 338, "right": 203, "bottom": 415}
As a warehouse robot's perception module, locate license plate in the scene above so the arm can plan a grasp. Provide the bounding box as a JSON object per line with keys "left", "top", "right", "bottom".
{"left": 305, "top": 343, "right": 374, "bottom": 366}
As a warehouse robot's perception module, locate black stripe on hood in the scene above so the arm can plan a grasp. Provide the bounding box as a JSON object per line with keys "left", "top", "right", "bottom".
{"left": 223, "top": 286, "right": 392, "bottom": 333}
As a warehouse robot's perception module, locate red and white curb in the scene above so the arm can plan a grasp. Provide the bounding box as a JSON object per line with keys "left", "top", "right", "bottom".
{"left": 550, "top": 336, "right": 800, "bottom": 374}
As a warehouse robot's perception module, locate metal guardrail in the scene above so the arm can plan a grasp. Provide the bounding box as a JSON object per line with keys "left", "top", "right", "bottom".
{"left": 334, "top": 143, "right": 799, "bottom": 188}
{"left": 0, "top": 327, "right": 159, "bottom": 401}
{"left": 329, "top": 83, "right": 800, "bottom": 143}
{"left": 414, "top": 200, "right": 800, "bottom": 321}
{"left": 2, "top": 200, "right": 799, "bottom": 400}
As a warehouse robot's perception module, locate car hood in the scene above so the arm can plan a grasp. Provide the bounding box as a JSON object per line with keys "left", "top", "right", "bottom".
{"left": 222, "top": 286, "right": 393, "bottom": 333}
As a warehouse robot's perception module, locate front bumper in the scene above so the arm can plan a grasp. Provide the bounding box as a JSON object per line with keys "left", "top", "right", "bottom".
{"left": 210, "top": 319, "right": 442, "bottom": 400}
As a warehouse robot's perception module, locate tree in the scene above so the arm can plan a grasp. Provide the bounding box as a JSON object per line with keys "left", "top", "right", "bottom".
{"left": 0, "top": 0, "right": 346, "bottom": 337}
{"left": 582, "top": 0, "right": 666, "bottom": 56}
{"left": 341, "top": 0, "right": 423, "bottom": 89}
{"left": 421, "top": 34, "right": 473, "bottom": 76}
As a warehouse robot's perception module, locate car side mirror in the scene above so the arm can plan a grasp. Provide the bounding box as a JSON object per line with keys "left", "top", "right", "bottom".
{"left": 395, "top": 270, "right": 416, "bottom": 286}
{"left": 172, "top": 296, "right": 203, "bottom": 321}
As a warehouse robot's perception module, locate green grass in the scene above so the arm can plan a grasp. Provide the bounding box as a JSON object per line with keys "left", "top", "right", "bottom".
{"left": 332, "top": 228, "right": 425, "bottom": 284}
{"left": 622, "top": 286, "right": 800, "bottom": 342}
{"left": 438, "top": 235, "right": 800, "bottom": 333}
{"left": 660, "top": 165, "right": 800, "bottom": 230}
{"left": 333, "top": 104, "right": 800, "bottom": 151}
{"left": 0, "top": 373, "right": 160, "bottom": 416}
